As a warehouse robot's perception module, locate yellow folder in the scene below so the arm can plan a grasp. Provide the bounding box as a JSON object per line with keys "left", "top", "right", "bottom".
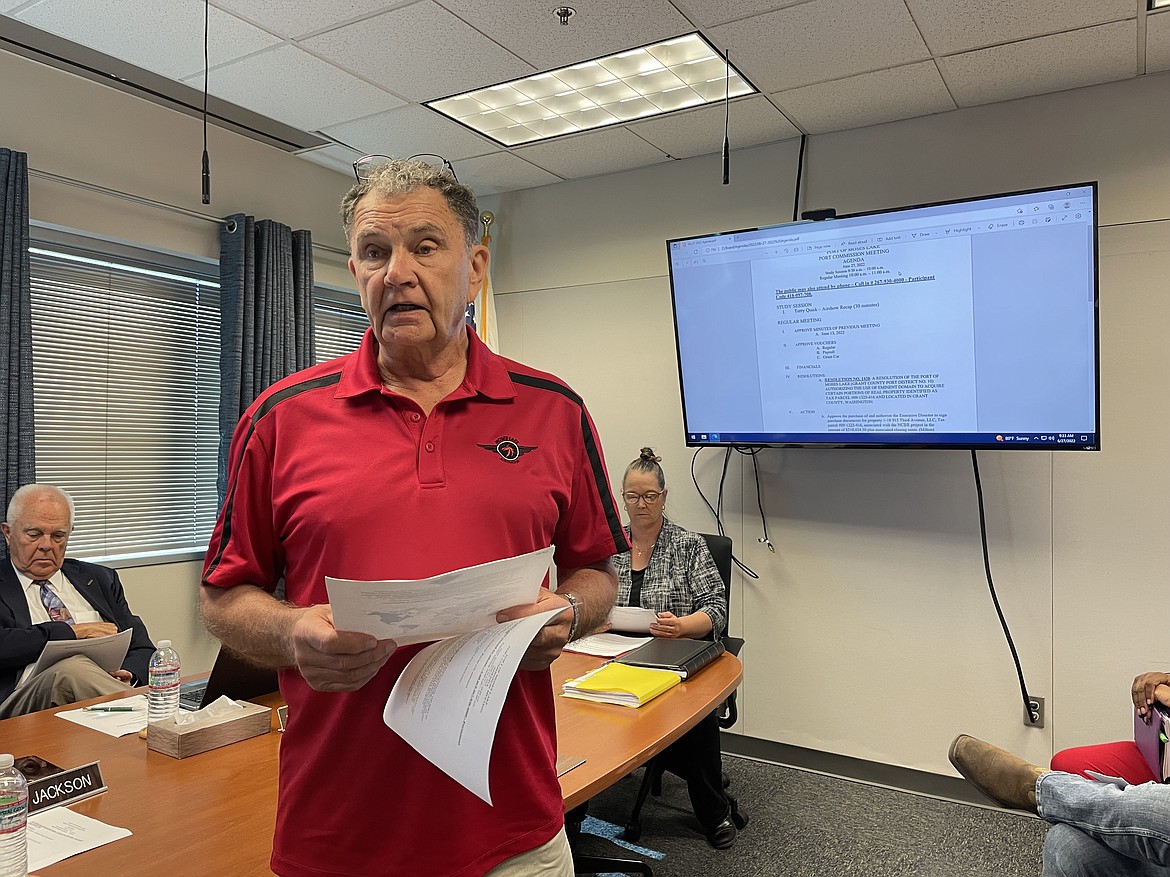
{"left": 561, "top": 661, "right": 682, "bottom": 708}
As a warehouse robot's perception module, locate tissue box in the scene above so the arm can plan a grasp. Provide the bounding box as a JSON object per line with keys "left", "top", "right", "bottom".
{"left": 146, "top": 701, "right": 272, "bottom": 758}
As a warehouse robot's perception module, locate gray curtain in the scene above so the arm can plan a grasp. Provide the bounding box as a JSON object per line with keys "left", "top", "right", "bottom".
{"left": 217, "top": 213, "right": 315, "bottom": 504}
{"left": 0, "top": 147, "right": 36, "bottom": 526}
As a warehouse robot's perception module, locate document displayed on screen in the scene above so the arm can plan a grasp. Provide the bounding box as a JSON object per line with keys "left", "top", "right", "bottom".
{"left": 667, "top": 183, "right": 1099, "bottom": 449}
{"left": 753, "top": 234, "right": 977, "bottom": 434}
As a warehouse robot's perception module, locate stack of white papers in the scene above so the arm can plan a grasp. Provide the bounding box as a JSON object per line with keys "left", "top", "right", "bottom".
{"left": 563, "top": 632, "right": 652, "bottom": 657}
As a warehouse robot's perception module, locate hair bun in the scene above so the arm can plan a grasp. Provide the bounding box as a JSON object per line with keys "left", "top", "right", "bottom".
{"left": 639, "top": 447, "right": 661, "bottom": 463}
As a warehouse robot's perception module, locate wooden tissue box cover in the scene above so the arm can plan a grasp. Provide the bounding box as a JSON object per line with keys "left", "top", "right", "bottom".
{"left": 147, "top": 701, "right": 272, "bottom": 758}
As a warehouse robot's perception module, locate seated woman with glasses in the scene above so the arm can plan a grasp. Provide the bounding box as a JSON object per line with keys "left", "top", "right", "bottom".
{"left": 609, "top": 446, "right": 747, "bottom": 848}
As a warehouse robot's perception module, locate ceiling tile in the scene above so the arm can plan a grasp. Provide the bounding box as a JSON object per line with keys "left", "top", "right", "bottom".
{"left": 439, "top": 0, "right": 693, "bottom": 69}
{"left": 773, "top": 60, "right": 955, "bottom": 134}
{"left": 939, "top": 20, "right": 1137, "bottom": 107}
{"left": 182, "top": 44, "right": 405, "bottom": 131}
{"left": 0, "top": 0, "right": 1158, "bottom": 197}
{"left": 710, "top": 0, "right": 930, "bottom": 93}
{"left": 301, "top": 1, "right": 535, "bottom": 102}
{"left": 905, "top": 0, "right": 1134, "bottom": 56}
{"left": 630, "top": 94, "right": 800, "bottom": 158}
{"left": 669, "top": 0, "right": 808, "bottom": 29}
{"left": 1148, "top": 11, "right": 1170, "bottom": 74}
{"left": 297, "top": 143, "right": 363, "bottom": 178}
{"left": 513, "top": 127, "right": 671, "bottom": 179}
{"left": 455, "top": 152, "right": 564, "bottom": 197}
{"left": 210, "top": 0, "right": 415, "bottom": 40}
{"left": 11, "top": 0, "right": 281, "bottom": 79}
{"left": 321, "top": 104, "right": 502, "bottom": 163}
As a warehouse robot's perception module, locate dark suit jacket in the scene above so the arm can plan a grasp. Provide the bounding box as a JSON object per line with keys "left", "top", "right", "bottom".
{"left": 0, "top": 558, "right": 155, "bottom": 704}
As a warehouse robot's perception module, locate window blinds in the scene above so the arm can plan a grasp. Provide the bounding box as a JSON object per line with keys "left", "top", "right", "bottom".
{"left": 313, "top": 290, "right": 367, "bottom": 363}
{"left": 28, "top": 246, "right": 221, "bottom": 562}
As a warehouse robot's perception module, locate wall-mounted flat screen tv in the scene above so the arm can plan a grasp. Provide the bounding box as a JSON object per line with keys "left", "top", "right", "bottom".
{"left": 667, "top": 182, "right": 1099, "bottom": 450}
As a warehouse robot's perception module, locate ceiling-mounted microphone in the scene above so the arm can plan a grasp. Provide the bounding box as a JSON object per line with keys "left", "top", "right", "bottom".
{"left": 721, "top": 47, "right": 731, "bottom": 185}
{"left": 201, "top": 150, "right": 210, "bottom": 205}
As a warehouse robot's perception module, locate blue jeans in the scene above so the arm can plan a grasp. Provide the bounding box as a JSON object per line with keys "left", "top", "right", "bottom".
{"left": 1038, "top": 772, "right": 1170, "bottom": 876}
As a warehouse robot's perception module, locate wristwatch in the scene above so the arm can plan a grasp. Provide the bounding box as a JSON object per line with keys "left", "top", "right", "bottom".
{"left": 562, "top": 592, "right": 581, "bottom": 641}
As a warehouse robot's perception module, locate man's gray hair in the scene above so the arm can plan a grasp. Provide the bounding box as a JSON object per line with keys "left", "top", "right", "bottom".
{"left": 340, "top": 158, "right": 480, "bottom": 250}
{"left": 6, "top": 484, "right": 75, "bottom": 528}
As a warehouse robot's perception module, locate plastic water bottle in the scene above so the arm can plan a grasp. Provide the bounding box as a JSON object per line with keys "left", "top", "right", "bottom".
{"left": 0, "top": 754, "right": 28, "bottom": 877}
{"left": 147, "top": 639, "right": 181, "bottom": 724}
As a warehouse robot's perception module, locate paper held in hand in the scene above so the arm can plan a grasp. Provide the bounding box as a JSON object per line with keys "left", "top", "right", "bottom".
{"left": 31, "top": 628, "right": 132, "bottom": 676}
{"left": 561, "top": 662, "right": 682, "bottom": 708}
{"left": 325, "top": 546, "right": 554, "bottom": 644}
{"left": 327, "top": 546, "right": 562, "bottom": 805}
{"left": 608, "top": 606, "right": 658, "bottom": 633}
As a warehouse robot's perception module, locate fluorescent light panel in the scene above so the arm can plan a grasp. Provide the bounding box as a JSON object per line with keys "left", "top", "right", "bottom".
{"left": 1151, "top": 0, "right": 1170, "bottom": 9}
{"left": 426, "top": 33, "right": 755, "bottom": 146}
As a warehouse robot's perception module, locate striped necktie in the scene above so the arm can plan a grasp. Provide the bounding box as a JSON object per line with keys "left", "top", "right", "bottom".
{"left": 37, "top": 580, "right": 75, "bottom": 625}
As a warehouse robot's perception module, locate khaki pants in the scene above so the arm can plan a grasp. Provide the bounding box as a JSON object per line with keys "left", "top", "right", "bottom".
{"left": 484, "top": 827, "right": 573, "bottom": 877}
{"left": 0, "top": 654, "right": 130, "bottom": 719}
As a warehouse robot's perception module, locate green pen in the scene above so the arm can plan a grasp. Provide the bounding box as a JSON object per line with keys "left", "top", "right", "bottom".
{"left": 83, "top": 705, "right": 136, "bottom": 712}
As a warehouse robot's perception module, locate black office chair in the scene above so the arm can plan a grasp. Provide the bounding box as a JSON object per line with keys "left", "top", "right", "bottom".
{"left": 573, "top": 853, "right": 653, "bottom": 875}
{"left": 569, "top": 810, "right": 654, "bottom": 875}
{"left": 621, "top": 532, "right": 743, "bottom": 843}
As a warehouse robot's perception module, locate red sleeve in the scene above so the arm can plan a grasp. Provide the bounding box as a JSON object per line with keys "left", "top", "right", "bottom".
{"left": 202, "top": 409, "right": 283, "bottom": 592}
{"left": 552, "top": 401, "right": 628, "bottom": 571}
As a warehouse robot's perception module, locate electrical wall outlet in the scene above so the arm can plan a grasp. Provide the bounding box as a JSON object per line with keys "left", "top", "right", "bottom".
{"left": 1025, "top": 696, "right": 1045, "bottom": 728}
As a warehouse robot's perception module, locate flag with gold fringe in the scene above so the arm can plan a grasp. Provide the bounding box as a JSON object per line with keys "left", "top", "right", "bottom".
{"left": 466, "top": 214, "right": 499, "bottom": 353}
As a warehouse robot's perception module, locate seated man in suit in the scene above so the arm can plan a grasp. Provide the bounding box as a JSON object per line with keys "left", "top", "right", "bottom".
{"left": 0, "top": 484, "right": 155, "bottom": 718}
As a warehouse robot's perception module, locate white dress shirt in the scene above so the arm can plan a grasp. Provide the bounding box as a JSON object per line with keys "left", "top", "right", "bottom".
{"left": 14, "top": 563, "right": 102, "bottom": 686}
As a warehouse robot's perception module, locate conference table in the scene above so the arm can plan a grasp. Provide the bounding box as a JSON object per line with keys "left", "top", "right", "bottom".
{"left": 4, "top": 649, "right": 741, "bottom": 876}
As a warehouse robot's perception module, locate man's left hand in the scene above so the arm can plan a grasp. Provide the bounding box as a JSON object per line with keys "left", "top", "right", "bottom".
{"left": 109, "top": 669, "right": 133, "bottom": 684}
{"left": 496, "top": 589, "right": 571, "bottom": 672}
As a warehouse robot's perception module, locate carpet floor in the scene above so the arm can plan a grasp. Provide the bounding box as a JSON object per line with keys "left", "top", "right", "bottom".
{"left": 571, "top": 754, "right": 1048, "bottom": 876}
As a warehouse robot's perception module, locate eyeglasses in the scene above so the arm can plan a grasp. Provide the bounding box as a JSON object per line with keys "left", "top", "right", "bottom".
{"left": 352, "top": 153, "right": 459, "bottom": 183}
{"left": 622, "top": 491, "right": 662, "bottom": 506}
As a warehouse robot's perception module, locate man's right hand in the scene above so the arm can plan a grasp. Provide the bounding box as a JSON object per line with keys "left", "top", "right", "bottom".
{"left": 290, "top": 604, "right": 396, "bottom": 692}
{"left": 1132, "top": 671, "right": 1170, "bottom": 718}
{"left": 72, "top": 622, "right": 118, "bottom": 639}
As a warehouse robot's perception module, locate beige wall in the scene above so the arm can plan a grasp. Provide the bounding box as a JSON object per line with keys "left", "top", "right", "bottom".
{"left": 483, "top": 71, "right": 1170, "bottom": 776}
{"left": 5, "top": 41, "right": 1169, "bottom": 778}
{"left": 1, "top": 49, "right": 358, "bottom": 672}
{"left": 0, "top": 50, "right": 354, "bottom": 288}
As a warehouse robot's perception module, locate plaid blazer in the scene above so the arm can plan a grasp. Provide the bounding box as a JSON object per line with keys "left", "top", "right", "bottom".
{"left": 611, "top": 517, "right": 726, "bottom": 638}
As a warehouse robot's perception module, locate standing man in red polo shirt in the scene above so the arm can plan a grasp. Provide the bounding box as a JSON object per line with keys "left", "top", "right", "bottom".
{"left": 200, "top": 156, "right": 624, "bottom": 877}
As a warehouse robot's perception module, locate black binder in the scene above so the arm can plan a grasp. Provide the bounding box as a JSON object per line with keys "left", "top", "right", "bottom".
{"left": 616, "top": 637, "right": 725, "bottom": 679}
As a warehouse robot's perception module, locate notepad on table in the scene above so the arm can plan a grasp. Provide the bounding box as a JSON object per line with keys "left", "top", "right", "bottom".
{"left": 561, "top": 662, "right": 681, "bottom": 708}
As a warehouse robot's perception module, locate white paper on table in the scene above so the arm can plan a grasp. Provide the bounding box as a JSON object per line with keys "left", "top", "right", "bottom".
{"left": 384, "top": 606, "right": 565, "bottom": 805}
{"left": 563, "top": 632, "right": 653, "bottom": 657}
{"left": 56, "top": 694, "right": 148, "bottom": 737}
{"left": 608, "top": 606, "right": 658, "bottom": 633}
{"left": 31, "top": 629, "right": 132, "bottom": 676}
{"left": 327, "top": 546, "right": 553, "bottom": 645}
{"left": 27, "top": 806, "right": 132, "bottom": 871}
